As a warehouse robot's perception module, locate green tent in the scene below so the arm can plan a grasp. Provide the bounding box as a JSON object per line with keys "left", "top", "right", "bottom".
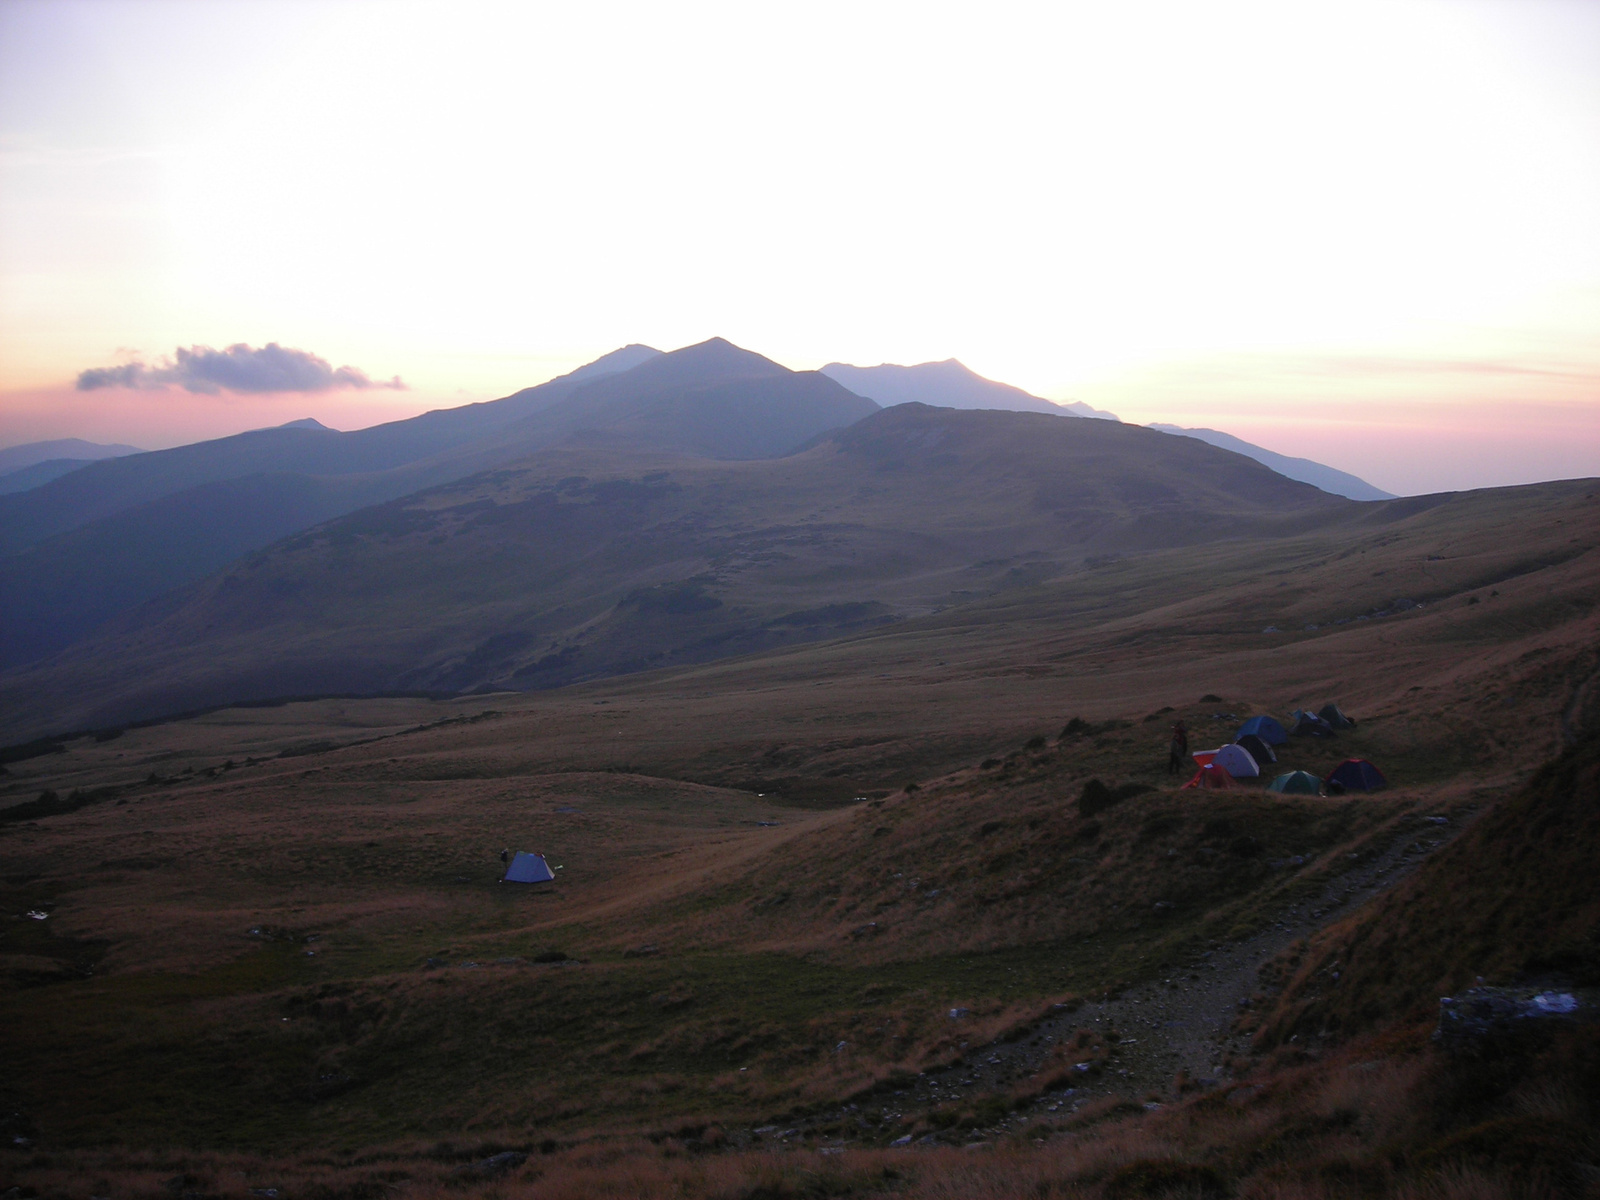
{"left": 1268, "top": 770, "right": 1323, "bottom": 795}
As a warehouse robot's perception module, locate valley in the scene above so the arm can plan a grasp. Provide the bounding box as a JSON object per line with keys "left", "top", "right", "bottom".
{"left": 2, "top": 464, "right": 1596, "bottom": 1197}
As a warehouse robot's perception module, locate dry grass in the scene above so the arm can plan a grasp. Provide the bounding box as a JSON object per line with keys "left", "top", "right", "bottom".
{"left": 12, "top": 1021, "right": 1596, "bottom": 1199}
{"left": 2, "top": 480, "right": 1597, "bottom": 1195}
{"left": 1255, "top": 714, "right": 1600, "bottom": 1045}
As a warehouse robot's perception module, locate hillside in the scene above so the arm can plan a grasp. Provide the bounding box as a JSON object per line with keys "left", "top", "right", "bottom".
{"left": 0, "top": 475, "right": 1595, "bottom": 1180}
{"left": 0, "top": 341, "right": 869, "bottom": 670}
{"left": 1256, "top": 693, "right": 1600, "bottom": 1045}
{"left": 0, "top": 403, "right": 1348, "bottom": 737}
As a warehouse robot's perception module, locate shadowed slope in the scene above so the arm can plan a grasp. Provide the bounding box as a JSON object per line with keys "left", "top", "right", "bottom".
{"left": 1, "top": 403, "right": 1349, "bottom": 735}
{"left": 0, "top": 341, "right": 870, "bottom": 669}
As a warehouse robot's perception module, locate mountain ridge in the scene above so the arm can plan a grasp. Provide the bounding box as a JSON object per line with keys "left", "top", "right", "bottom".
{"left": 820, "top": 358, "right": 1118, "bottom": 419}
{"left": 0, "top": 438, "right": 143, "bottom": 478}
{"left": 1149, "top": 423, "right": 1395, "bottom": 501}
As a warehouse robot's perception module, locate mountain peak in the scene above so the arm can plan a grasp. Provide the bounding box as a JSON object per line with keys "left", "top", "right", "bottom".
{"left": 278, "top": 417, "right": 333, "bottom": 431}
{"left": 563, "top": 344, "right": 662, "bottom": 384}
{"left": 594, "top": 337, "right": 791, "bottom": 393}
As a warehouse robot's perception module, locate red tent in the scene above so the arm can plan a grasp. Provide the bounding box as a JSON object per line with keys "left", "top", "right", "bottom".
{"left": 1183, "top": 762, "right": 1238, "bottom": 790}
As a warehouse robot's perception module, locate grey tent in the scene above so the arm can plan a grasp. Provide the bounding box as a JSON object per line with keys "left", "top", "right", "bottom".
{"left": 1290, "top": 709, "right": 1335, "bottom": 737}
{"left": 502, "top": 851, "right": 555, "bottom": 884}
{"left": 1318, "top": 703, "right": 1357, "bottom": 730}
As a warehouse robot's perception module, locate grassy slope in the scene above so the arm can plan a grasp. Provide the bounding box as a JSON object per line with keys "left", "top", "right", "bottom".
{"left": 1255, "top": 695, "right": 1600, "bottom": 1045}
{"left": 0, "top": 479, "right": 1595, "bottom": 1157}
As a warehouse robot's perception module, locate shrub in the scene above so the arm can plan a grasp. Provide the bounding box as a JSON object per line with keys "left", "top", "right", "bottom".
{"left": 1105, "top": 1159, "right": 1228, "bottom": 1200}
{"left": 1079, "top": 779, "right": 1116, "bottom": 817}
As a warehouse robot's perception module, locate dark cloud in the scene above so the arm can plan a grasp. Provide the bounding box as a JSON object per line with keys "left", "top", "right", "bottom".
{"left": 76, "top": 343, "right": 406, "bottom": 394}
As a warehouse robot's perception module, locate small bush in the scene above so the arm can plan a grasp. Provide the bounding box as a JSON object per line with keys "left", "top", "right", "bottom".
{"left": 1105, "top": 1159, "right": 1228, "bottom": 1200}
{"left": 1079, "top": 779, "right": 1116, "bottom": 817}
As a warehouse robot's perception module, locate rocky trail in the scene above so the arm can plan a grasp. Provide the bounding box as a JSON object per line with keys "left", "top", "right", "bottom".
{"left": 735, "top": 805, "right": 1472, "bottom": 1150}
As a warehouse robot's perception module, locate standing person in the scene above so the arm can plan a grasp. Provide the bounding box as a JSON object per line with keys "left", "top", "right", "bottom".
{"left": 1168, "top": 720, "right": 1189, "bottom": 774}
{"left": 499, "top": 848, "right": 509, "bottom": 866}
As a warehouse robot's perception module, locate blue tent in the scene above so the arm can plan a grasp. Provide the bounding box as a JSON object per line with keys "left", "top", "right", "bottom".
{"left": 1237, "top": 715, "right": 1288, "bottom": 746}
{"left": 502, "top": 851, "right": 555, "bottom": 883}
{"left": 1326, "top": 759, "right": 1387, "bottom": 792}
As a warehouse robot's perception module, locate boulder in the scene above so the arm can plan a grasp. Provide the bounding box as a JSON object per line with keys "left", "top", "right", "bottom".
{"left": 1433, "top": 986, "right": 1587, "bottom": 1052}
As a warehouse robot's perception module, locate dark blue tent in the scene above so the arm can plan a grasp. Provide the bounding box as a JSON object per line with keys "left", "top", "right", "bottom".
{"left": 1237, "top": 715, "right": 1289, "bottom": 746}
{"left": 1235, "top": 732, "right": 1277, "bottom": 765}
{"left": 1326, "top": 759, "right": 1387, "bottom": 792}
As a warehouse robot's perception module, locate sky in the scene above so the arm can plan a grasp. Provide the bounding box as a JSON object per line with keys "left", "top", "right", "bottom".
{"left": 1, "top": 0, "right": 1597, "bottom": 496}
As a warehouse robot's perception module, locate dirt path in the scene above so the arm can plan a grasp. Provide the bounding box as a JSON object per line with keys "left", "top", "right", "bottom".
{"left": 743, "top": 806, "right": 1472, "bottom": 1148}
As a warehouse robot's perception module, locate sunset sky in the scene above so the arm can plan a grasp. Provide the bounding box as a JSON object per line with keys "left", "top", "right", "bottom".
{"left": 1, "top": 0, "right": 1596, "bottom": 496}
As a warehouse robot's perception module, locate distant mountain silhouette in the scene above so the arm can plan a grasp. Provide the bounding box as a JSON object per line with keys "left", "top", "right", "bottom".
{"left": 0, "top": 459, "right": 113, "bottom": 496}
{"left": 1148, "top": 424, "right": 1395, "bottom": 501}
{"left": 0, "top": 402, "right": 1352, "bottom": 736}
{"left": 820, "top": 360, "right": 1118, "bottom": 419}
{"left": 0, "top": 347, "right": 652, "bottom": 557}
{"left": 560, "top": 343, "right": 662, "bottom": 383}
{"left": 272, "top": 417, "right": 334, "bottom": 431}
{"left": 0, "top": 339, "right": 875, "bottom": 669}
{"left": 0, "top": 438, "right": 142, "bottom": 477}
{"left": 487, "top": 338, "right": 875, "bottom": 461}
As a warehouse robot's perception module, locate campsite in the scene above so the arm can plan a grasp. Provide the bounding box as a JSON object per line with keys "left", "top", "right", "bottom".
{"left": 6, "top": 2, "right": 1600, "bottom": 1192}
{"left": 2, "top": 466, "right": 1596, "bottom": 1198}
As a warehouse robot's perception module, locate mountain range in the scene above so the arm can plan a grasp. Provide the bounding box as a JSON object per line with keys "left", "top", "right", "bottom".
{"left": 2, "top": 338, "right": 1399, "bottom": 735}
{"left": 0, "top": 340, "right": 871, "bottom": 670}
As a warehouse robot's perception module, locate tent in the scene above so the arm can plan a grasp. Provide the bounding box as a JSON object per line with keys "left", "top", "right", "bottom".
{"left": 1325, "top": 759, "right": 1387, "bottom": 792}
{"left": 1183, "top": 762, "right": 1238, "bottom": 790}
{"left": 502, "top": 851, "right": 555, "bottom": 883}
{"left": 1237, "top": 716, "right": 1288, "bottom": 746}
{"left": 1210, "top": 743, "right": 1260, "bottom": 778}
{"left": 1318, "top": 703, "right": 1357, "bottom": 730}
{"left": 1235, "top": 733, "right": 1277, "bottom": 765}
{"left": 1268, "top": 770, "right": 1324, "bottom": 795}
{"left": 1290, "top": 709, "right": 1335, "bottom": 737}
